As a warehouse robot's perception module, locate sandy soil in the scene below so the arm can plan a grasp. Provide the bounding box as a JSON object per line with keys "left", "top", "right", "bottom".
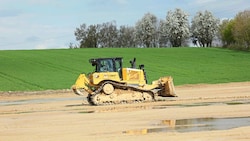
{"left": 1, "top": 82, "right": 250, "bottom": 141}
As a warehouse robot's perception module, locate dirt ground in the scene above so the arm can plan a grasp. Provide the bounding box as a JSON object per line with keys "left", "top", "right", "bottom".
{"left": 1, "top": 82, "right": 250, "bottom": 141}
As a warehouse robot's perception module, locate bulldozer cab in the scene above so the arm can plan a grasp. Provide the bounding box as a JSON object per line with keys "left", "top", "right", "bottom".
{"left": 90, "top": 57, "right": 123, "bottom": 76}
{"left": 90, "top": 57, "right": 148, "bottom": 84}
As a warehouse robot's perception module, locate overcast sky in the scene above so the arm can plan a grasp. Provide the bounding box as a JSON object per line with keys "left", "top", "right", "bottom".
{"left": 0, "top": 0, "right": 249, "bottom": 50}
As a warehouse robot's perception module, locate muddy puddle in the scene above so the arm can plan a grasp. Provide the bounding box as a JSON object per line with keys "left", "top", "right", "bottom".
{"left": 123, "top": 117, "right": 250, "bottom": 135}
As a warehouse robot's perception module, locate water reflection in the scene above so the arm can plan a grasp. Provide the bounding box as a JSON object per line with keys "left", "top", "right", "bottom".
{"left": 123, "top": 117, "right": 250, "bottom": 135}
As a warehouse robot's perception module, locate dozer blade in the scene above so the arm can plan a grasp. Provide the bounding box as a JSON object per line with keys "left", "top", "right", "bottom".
{"left": 159, "top": 76, "right": 177, "bottom": 97}
{"left": 71, "top": 74, "right": 93, "bottom": 96}
{"left": 72, "top": 86, "right": 85, "bottom": 96}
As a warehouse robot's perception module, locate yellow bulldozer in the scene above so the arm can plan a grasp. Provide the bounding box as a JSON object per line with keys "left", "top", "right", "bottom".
{"left": 72, "top": 57, "right": 176, "bottom": 105}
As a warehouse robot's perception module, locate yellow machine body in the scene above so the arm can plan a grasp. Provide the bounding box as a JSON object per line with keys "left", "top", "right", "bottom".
{"left": 72, "top": 57, "right": 176, "bottom": 105}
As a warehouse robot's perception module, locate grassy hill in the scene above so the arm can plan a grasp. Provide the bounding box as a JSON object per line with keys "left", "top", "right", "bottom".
{"left": 0, "top": 48, "right": 250, "bottom": 91}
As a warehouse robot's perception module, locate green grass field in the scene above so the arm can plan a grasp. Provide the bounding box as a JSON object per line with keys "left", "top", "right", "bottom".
{"left": 0, "top": 48, "right": 249, "bottom": 92}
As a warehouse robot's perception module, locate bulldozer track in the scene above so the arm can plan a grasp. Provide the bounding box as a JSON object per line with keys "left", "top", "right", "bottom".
{"left": 87, "top": 81, "right": 156, "bottom": 105}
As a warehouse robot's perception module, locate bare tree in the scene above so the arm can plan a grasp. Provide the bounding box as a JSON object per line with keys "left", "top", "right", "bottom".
{"left": 74, "top": 24, "right": 87, "bottom": 48}
{"left": 84, "top": 24, "right": 99, "bottom": 48}
{"left": 99, "top": 21, "right": 118, "bottom": 48}
{"left": 117, "top": 25, "right": 136, "bottom": 47}
{"left": 74, "top": 24, "right": 100, "bottom": 48}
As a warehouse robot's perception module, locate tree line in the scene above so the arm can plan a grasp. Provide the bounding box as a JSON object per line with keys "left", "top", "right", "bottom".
{"left": 71, "top": 8, "right": 250, "bottom": 51}
{"left": 219, "top": 10, "right": 250, "bottom": 51}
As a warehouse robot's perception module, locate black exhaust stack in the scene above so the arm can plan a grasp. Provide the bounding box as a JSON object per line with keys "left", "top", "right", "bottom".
{"left": 139, "top": 64, "right": 148, "bottom": 84}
